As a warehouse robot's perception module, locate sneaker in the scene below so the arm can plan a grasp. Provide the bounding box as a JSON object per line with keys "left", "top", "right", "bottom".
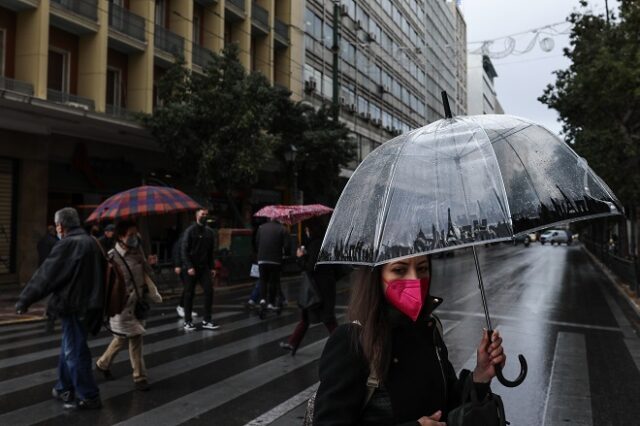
{"left": 176, "top": 305, "right": 185, "bottom": 318}
{"left": 201, "top": 321, "right": 220, "bottom": 330}
{"left": 95, "top": 362, "right": 114, "bottom": 380}
{"left": 279, "top": 341, "right": 294, "bottom": 351}
{"left": 247, "top": 299, "right": 256, "bottom": 306}
{"left": 267, "top": 303, "right": 278, "bottom": 311}
{"left": 193, "top": 310, "right": 199, "bottom": 317}
{"left": 52, "top": 388, "right": 74, "bottom": 403}
{"left": 135, "top": 380, "right": 150, "bottom": 391}
{"left": 183, "top": 321, "right": 196, "bottom": 331}
{"left": 64, "top": 397, "right": 102, "bottom": 410}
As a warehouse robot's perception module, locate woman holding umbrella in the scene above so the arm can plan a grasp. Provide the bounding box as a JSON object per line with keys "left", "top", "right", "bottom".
{"left": 95, "top": 220, "right": 162, "bottom": 391}
{"left": 313, "top": 254, "right": 505, "bottom": 425}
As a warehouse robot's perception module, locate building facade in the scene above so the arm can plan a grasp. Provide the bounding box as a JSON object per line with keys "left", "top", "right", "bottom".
{"left": 466, "top": 53, "right": 503, "bottom": 115}
{"left": 301, "top": 0, "right": 467, "bottom": 167}
{"left": 0, "top": 0, "right": 302, "bottom": 284}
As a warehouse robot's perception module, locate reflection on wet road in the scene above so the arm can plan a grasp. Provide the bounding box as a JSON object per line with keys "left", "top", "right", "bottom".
{"left": 0, "top": 243, "right": 638, "bottom": 425}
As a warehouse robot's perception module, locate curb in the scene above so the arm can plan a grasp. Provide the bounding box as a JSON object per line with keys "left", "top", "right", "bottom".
{"left": 581, "top": 245, "right": 640, "bottom": 318}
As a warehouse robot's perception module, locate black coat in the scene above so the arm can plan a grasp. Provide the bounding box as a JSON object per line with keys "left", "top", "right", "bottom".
{"left": 97, "top": 235, "right": 115, "bottom": 253}
{"left": 181, "top": 223, "right": 215, "bottom": 270}
{"left": 18, "top": 227, "right": 105, "bottom": 320}
{"left": 314, "top": 301, "right": 489, "bottom": 426}
{"left": 171, "top": 231, "right": 186, "bottom": 268}
{"left": 37, "top": 233, "right": 58, "bottom": 266}
{"left": 300, "top": 237, "right": 337, "bottom": 323}
{"left": 256, "top": 221, "right": 290, "bottom": 263}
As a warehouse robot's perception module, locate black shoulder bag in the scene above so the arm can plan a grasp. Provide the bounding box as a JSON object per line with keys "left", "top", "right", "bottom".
{"left": 447, "top": 369, "right": 509, "bottom": 426}
{"left": 115, "top": 250, "right": 150, "bottom": 321}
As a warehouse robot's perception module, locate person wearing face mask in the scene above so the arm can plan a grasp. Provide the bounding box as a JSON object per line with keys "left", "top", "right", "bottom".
{"left": 180, "top": 208, "right": 219, "bottom": 331}
{"left": 95, "top": 220, "right": 162, "bottom": 391}
{"left": 313, "top": 255, "right": 506, "bottom": 426}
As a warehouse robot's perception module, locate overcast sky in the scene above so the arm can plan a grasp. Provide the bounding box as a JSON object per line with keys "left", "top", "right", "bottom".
{"left": 461, "top": 0, "right": 613, "bottom": 136}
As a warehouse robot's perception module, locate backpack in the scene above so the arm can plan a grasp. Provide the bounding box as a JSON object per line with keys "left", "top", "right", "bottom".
{"left": 302, "top": 318, "right": 444, "bottom": 425}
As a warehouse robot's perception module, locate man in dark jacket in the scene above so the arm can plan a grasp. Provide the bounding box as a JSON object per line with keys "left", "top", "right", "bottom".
{"left": 16, "top": 207, "right": 103, "bottom": 410}
{"left": 180, "top": 208, "right": 218, "bottom": 331}
{"left": 172, "top": 230, "right": 198, "bottom": 319}
{"left": 256, "top": 219, "right": 291, "bottom": 310}
{"left": 97, "top": 224, "right": 115, "bottom": 253}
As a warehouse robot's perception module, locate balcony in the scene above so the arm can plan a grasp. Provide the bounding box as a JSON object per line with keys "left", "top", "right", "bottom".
{"left": 0, "top": 76, "right": 34, "bottom": 96}
{"left": 251, "top": 2, "right": 268, "bottom": 36}
{"left": 109, "top": 3, "right": 145, "bottom": 43}
{"left": 0, "top": 0, "right": 39, "bottom": 12}
{"left": 225, "top": 0, "right": 245, "bottom": 21}
{"left": 154, "top": 24, "right": 184, "bottom": 61}
{"left": 195, "top": 0, "right": 216, "bottom": 6}
{"left": 47, "top": 89, "right": 95, "bottom": 111}
{"left": 50, "top": 0, "right": 99, "bottom": 34}
{"left": 274, "top": 18, "right": 289, "bottom": 47}
{"left": 51, "top": 0, "right": 97, "bottom": 20}
{"left": 105, "top": 104, "right": 135, "bottom": 120}
{"left": 192, "top": 43, "right": 213, "bottom": 69}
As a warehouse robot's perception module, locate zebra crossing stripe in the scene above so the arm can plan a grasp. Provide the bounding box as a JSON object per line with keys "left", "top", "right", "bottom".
{"left": 243, "top": 383, "right": 319, "bottom": 426}
{"left": 542, "top": 332, "right": 592, "bottom": 426}
{"left": 0, "top": 316, "right": 340, "bottom": 425}
{"left": 113, "top": 339, "right": 329, "bottom": 426}
{"left": 0, "top": 311, "right": 239, "bottom": 370}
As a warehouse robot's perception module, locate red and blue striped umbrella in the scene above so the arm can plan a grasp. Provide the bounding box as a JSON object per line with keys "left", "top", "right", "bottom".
{"left": 87, "top": 185, "right": 202, "bottom": 223}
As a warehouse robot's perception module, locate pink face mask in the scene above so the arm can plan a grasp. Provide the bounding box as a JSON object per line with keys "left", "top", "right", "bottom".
{"left": 384, "top": 277, "right": 430, "bottom": 322}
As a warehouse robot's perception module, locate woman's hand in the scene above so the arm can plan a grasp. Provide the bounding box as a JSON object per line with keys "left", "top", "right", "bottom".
{"left": 473, "top": 329, "right": 506, "bottom": 383}
{"left": 418, "top": 410, "right": 446, "bottom": 426}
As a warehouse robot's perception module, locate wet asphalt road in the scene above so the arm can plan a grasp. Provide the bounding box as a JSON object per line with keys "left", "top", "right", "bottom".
{"left": 0, "top": 243, "right": 639, "bottom": 425}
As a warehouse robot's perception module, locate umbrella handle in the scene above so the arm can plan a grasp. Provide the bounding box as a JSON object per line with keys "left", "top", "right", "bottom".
{"left": 488, "top": 329, "right": 528, "bottom": 387}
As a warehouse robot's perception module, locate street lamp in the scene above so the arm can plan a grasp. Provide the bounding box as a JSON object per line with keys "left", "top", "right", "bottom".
{"left": 284, "top": 144, "right": 298, "bottom": 204}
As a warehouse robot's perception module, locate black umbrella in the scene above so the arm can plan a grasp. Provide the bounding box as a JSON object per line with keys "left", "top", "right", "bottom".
{"left": 318, "top": 92, "right": 623, "bottom": 387}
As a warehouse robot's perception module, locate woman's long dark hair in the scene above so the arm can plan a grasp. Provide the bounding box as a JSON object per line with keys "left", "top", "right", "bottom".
{"left": 347, "top": 256, "right": 432, "bottom": 381}
{"left": 347, "top": 266, "right": 390, "bottom": 381}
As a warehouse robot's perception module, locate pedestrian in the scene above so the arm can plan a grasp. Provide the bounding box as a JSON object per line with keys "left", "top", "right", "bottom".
{"left": 97, "top": 224, "right": 116, "bottom": 253}
{"left": 15, "top": 207, "right": 103, "bottom": 410}
{"left": 312, "top": 254, "right": 506, "bottom": 425}
{"left": 95, "top": 220, "right": 162, "bottom": 391}
{"left": 180, "top": 208, "right": 219, "bottom": 331}
{"left": 172, "top": 230, "right": 198, "bottom": 319}
{"left": 256, "top": 218, "right": 290, "bottom": 311}
{"left": 280, "top": 219, "right": 338, "bottom": 355}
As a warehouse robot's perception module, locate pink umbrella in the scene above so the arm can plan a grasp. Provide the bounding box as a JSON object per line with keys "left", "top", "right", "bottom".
{"left": 253, "top": 204, "right": 333, "bottom": 225}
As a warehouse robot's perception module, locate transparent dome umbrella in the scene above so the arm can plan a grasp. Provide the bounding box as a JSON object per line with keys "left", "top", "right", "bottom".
{"left": 318, "top": 92, "right": 623, "bottom": 387}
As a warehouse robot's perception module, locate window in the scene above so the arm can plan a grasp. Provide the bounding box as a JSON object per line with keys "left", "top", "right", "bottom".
{"left": 106, "top": 67, "right": 122, "bottom": 107}
{"left": 47, "top": 49, "right": 69, "bottom": 93}
{"left": 155, "top": 0, "right": 165, "bottom": 26}
{"left": 193, "top": 12, "right": 201, "bottom": 45}
{"left": 0, "top": 29, "right": 5, "bottom": 77}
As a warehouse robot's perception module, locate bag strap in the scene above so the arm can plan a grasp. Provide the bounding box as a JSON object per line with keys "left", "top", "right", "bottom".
{"left": 114, "top": 248, "right": 143, "bottom": 301}
{"left": 91, "top": 237, "right": 128, "bottom": 337}
{"left": 352, "top": 320, "right": 379, "bottom": 407}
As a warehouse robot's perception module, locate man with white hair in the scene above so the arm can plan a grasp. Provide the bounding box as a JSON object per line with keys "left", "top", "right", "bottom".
{"left": 16, "top": 207, "right": 103, "bottom": 409}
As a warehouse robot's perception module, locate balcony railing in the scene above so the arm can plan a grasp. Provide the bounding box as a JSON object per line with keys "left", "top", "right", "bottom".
{"left": 106, "top": 104, "right": 135, "bottom": 119}
{"left": 227, "top": 0, "right": 244, "bottom": 12}
{"left": 47, "top": 89, "right": 95, "bottom": 111}
{"left": 0, "top": 76, "right": 34, "bottom": 96}
{"left": 51, "top": 0, "right": 98, "bottom": 21}
{"left": 252, "top": 2, "right": 268, "bottom": 28}
{"left": 275, "top": 18, "right": 289, "bottom": 42}
{"left": 109, "top": 3, "right": 145, "bottom": 42}
{"left": 154, "top": 24, "right": 184, "bottom": 56}
{"left": 192, "top": 43, "right": 213, "bottom": 68}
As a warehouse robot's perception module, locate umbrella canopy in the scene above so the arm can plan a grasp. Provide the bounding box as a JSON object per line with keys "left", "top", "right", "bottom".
{"left": 86, "top": 185, "right": 202, "bottom": 223}
{"left": 254, "top": 204, "right": 333, "bottom": 225}
{"left": 319, "top": 114, "right": 622, "bottom": 266}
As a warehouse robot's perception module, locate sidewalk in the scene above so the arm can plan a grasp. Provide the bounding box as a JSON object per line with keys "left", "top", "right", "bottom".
{"left": 0, "top": 274, "right": 297, "bottom": 326}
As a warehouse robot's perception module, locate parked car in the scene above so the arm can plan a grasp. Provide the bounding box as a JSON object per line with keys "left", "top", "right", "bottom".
{"left": 539, "top": 230, "right": 570, "bottom": 245}
{"left": 513, "top": 233, "right": 535, "bottom": 246}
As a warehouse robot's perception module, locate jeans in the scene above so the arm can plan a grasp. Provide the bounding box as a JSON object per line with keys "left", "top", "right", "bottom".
{"left": 183, "top": 266, "right": 213, "bottom": 322}
{"left": 54, "top": 315, "right": 100, "bottom": 401}
{"left": 259, "top": 263, "right": 282, "bottom": 305}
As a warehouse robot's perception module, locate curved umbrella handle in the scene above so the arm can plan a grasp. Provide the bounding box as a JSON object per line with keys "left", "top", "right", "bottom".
{"left": 496, "top": 354, "right": 528, "bottom": 387}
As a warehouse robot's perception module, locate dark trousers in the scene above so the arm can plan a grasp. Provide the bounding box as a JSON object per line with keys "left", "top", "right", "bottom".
{"left": 288, "top": 310, "right": 337, "bottom": 349}
{"left": 259, "top": 263, "right": 282, "bottom": 305}
{"left": 183, "top": 267, "right": 213, "bottom": 322}
{"left": 54, "top": 315, "right": 100, "bottom": 401}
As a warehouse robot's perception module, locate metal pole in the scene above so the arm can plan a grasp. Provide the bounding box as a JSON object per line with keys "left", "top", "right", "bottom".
{"left": 471, "top": 245, "right": 493, "bottom": 330}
